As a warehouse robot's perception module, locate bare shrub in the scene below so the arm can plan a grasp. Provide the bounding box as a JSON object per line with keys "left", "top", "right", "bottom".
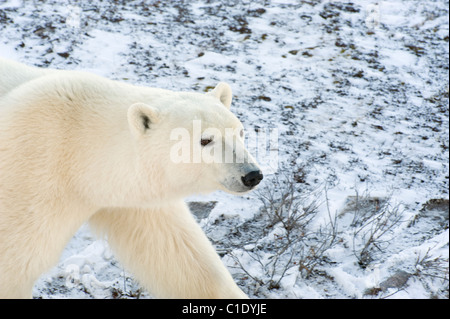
{"left": 347, "top": 190, "right": 404, "bottom": 269}
{"left": 227, "top": 172, "right": 338, "bottom": 295}
{"left": 413, "top": 248, "right": 449, "bottom": 298}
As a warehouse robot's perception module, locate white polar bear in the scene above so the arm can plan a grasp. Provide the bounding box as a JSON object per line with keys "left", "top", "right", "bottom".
{"left": 0, "top": 58, "right": 263, "bottom": 298}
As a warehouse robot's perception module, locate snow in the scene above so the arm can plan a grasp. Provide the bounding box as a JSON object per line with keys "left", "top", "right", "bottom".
{"left": 0, "top": 0, "right": 448, "bottom": 299}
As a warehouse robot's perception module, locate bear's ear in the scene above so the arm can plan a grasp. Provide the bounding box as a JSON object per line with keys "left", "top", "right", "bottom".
{"left": 128, "top": 102, "right": 160, "bottom": 137}
{"left": 208, "top": 82, "right": 232, "bottom": 109}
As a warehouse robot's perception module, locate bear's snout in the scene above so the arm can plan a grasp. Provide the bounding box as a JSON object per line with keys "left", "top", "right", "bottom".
{"left": 241, "top": 170, "right": 263, "bottom": 188}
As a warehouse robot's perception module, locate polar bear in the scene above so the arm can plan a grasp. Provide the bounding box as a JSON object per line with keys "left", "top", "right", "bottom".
{"left": 0, "top": 58, "right": 263, "bottom": 298}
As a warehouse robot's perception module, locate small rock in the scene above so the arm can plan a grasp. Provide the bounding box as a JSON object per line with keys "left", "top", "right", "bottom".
{"left": 188, "top": 201, "right": 218, "bottom": 220}
{"left": 57, "top": 52, "right": 70, "bottom": 58}
{"left": 380, "top": 270, "right": 412, "bottom": 290}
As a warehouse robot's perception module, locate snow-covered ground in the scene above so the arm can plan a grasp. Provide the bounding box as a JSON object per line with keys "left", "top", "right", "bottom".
{"left": 0, "top": 0, "right": 448, "bottom": 299}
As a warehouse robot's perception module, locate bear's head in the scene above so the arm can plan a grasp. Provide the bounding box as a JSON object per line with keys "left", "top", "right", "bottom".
{"left": 127, "top": 82, "right": 263, "bottom": 199}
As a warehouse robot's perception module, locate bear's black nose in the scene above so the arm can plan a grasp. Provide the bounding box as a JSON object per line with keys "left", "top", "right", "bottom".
{"left": 241, "top": 170, "right": 263, "bottom": 188}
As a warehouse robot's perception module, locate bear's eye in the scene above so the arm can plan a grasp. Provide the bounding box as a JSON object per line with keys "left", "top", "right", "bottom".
{"left": 200, "top": 137, "right": 213, "bottom": 146}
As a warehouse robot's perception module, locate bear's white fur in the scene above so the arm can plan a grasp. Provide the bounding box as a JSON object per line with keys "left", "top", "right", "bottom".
{"left": 0, "top": 57, "right": 262, "bottom": 298}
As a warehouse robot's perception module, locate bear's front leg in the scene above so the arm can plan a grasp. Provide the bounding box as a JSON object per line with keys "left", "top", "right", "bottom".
{"left": 0, "top": 199, "right": 94, "bottom": 298}
{"left": 89, "top": 202, "right": 248, "bottom": 298}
